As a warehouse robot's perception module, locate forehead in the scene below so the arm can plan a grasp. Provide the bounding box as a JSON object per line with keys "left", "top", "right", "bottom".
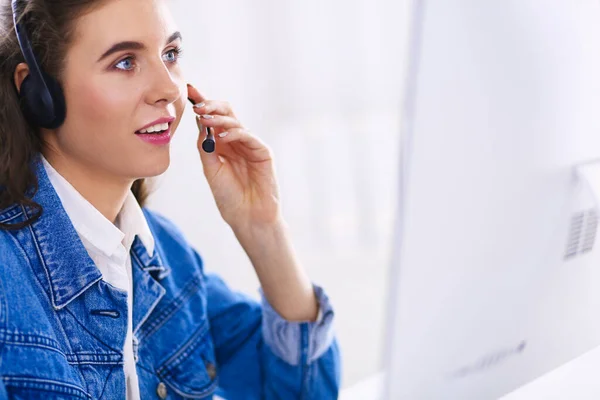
{"left": 71, "top": 0, "right": 178, "bottom": 51}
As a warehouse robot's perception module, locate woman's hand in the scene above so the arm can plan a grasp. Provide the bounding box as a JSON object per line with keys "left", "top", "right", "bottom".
{"left": 187, "top": 83, "right": 319, "bottom": 322}
{"left": 187, "top": 84, "right": 281, "bottom": 231}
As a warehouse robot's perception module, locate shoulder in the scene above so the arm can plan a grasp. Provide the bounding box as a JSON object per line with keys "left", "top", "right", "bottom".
{"left": 142, "top": 208, "right": 187, "bottom": 242}
{"left": 141, "top": 207, "right": 206, "bottom": 272}
{"left": 0, "top": 229, "right": 27, "bottom": 269}
{"left": 0, "top": 230, "right": 30, "bottom": 329}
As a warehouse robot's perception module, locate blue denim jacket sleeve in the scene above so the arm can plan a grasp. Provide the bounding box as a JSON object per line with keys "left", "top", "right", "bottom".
{"left": 259, "top": 285, "right": 336, "bottom": 366}
{"left": 204, "top": 271, "right": 341, "bottom": 400}
{"left": 0, "top": 377, "right": 7, "bottom": 400}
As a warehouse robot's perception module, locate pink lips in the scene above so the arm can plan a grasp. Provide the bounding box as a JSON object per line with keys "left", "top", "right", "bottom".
{"left": 136, "top": 126, "right": 172, "bottom": 145}
{"left": 135, "top": 116, "right": 175, "bottom": 146}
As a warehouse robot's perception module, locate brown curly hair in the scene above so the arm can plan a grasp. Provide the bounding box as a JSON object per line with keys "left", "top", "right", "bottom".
{"left": 0, "top": 0, "right": 150, "bottom": 231}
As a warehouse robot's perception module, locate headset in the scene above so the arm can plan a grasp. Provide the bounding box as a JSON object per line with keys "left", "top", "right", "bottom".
{"left": 11, "top": 0, "right": 66, "bottom": 129}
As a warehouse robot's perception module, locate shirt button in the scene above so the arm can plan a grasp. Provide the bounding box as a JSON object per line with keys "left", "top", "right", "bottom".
{"left": 156, "top": 382, "right": 167, "bottom": 399}
{"left": 206, "top": 362, "right": 217, "bottom": 380}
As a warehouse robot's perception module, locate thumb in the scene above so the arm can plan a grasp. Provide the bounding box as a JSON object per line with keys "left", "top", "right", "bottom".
{"left": 187, "top": 83, "right": 206, "bottom": 104}
{"left": 196, "top": 116, "right": 222, "bottom": 180}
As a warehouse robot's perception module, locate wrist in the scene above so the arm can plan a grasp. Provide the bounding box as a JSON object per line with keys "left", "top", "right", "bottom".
{"left": 229, "top": 213, "right": 286, "bottom": 240}
{"left": 231, "top": 215, "right": 318, "bottom": 321}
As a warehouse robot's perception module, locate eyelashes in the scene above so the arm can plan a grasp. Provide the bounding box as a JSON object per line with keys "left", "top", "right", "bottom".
{"left": 113, "top": 46, "right": 184, "bottom": 72}
{"left": 165, "top": 46, "right": 184, "bottom": 63}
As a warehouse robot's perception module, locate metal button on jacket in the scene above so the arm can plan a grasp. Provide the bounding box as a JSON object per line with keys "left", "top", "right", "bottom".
{"left": 206, "top": 362, "right": 217, "bottom": 380}
{"left": 156, "top": 382, "right": 168, "bottom": 399}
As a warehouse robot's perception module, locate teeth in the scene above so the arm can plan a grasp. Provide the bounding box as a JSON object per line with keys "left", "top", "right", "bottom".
{"left": 138, "top": 122, "right": 169, "bottom": 134}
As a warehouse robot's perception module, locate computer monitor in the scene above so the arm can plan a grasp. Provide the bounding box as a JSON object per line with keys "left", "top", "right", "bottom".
{"left": 384, "top": 1, "right": 600, "bottom": 399}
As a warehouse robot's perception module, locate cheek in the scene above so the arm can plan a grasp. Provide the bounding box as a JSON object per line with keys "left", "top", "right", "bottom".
{"left": 66, "top": 76, "right": 139, "bottom": 126}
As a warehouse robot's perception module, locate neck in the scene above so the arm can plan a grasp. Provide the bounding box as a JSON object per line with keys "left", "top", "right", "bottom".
{"left": 41, "top": 149, "right": 133, "bottom": 224}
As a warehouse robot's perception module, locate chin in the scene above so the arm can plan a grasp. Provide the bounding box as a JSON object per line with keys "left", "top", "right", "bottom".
{"left": 133, "top": 153, "right": 171, "bottom": 178}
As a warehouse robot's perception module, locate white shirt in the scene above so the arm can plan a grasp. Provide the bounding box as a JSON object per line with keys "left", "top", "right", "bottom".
{"left": 42, "top": 155, "right": 153, "bottom": 400}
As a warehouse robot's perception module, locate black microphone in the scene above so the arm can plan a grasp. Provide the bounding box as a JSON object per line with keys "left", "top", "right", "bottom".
{"left": 187, "top": 97, "right": 216, "bottom": 153}
{"left": 200, "top": 121, "right": 215, "bottom": 153}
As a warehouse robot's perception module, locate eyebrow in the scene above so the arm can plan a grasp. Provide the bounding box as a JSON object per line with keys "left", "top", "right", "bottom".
{"left": 97, "top": 31, "right": 183, "bottom": 62}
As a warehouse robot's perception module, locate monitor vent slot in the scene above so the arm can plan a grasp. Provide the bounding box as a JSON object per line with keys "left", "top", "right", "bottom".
{"left": 565, "top": 209, "right": 598, "bottom": 260}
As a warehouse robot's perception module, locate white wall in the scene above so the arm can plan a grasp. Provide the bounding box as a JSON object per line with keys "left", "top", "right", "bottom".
{"left": 148, "top": 0, "right": 411, "bottom": 387}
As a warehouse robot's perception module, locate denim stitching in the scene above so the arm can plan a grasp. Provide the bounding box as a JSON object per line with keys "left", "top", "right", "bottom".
{"left": 131, "top": 250, "right": 165, "bottom": 337}
{"left": 0, "top": 330, "right": 62, "bottom": 349}
{"left": 0, "top": 211, "right": 22, "bottom": 224}
{"left": 161, "top": 375, "right": 218, "bottom": 398}
{"left": 0, "top": 204, "right": 23, "bottom": 223}
{"left": 63, "top": 307, "right": 122, "bottom": 356}
{"left": 0, "top": 274, "right": 6, "bottom": 371}
{"left": 137, "top": 274, "right": 203, "bottom": 341}
{"left": 97, "top": 365, "right": 116, "bottom": 399}
{"left": 54, "top": 276, "right": 103, "bottom": 310}
{"left": 3, "top": 340, "right": 66, "bottom": 358}
{"left": 65, "top": 353, "right": 123, "bottom": 365}
{"left": 149, "top": 311, "right": 219, "bottom": 397}
{"left": 300, "top": 324, "right": 310, "bottom": 400}
{"left": 24, "top": 205, "right": 102, "bottom": 310}
{"left": 0, "top": 331, "right": 122, "bottom": 365}
{"left": 2, "top": 376, "right": 91, "bottom": 399}
{"left": 24, "top": 209, "right": 58, "bottom": 310}
{"left": 9, "top": 222, "right": 88, "bottom": 387}
{"left": 157, "top": 321, "right": 209, "bottom": 373}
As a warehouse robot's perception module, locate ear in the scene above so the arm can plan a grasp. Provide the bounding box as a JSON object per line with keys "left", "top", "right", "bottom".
{"left": 13, "top": 62, "right": 30, "bottom": 93}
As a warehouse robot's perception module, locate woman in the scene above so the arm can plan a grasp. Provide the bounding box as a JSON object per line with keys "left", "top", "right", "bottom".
{"left": 0, "top": 0, "right": 340, "bottom": 399}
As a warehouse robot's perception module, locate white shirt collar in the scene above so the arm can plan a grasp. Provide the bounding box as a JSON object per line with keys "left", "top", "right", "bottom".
{"left": 116, "top": 189, "right": 155, "bottom": 257}
{"left": 41, "top": 155, "right": 154, "bottom": 258}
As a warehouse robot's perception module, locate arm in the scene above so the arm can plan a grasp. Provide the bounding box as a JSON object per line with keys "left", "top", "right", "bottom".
{"left": 185, "top": 85, "right": 342, "bottom": 397}
{"left": 143, "top": 210, "right": 342, "bottom": 398}
{"left": 204, "top": 270, "right": 341, "bottom": 400}
{"left": 232, "top": 216, "right": 318, "bottom": 322}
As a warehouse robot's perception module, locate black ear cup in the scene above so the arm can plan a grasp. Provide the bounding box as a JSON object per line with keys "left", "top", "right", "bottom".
{"left": 40, "top": 71, "right": 66, "bottom": 128}
{"left": 18, "top": 71, "right": 66, "bottom": 130}
{"left": 12, "top": 0, "right": 67, "bottom": 130}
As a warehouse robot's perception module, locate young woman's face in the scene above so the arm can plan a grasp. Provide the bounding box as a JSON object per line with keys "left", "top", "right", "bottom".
{"left": 48, "top": 0, "right": 186, "bottom": 181}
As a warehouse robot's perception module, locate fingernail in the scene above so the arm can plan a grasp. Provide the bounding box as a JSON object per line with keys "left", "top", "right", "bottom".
{"left": 193, "top": 102, "right": 205, "bottom": 108}
{"left": 202, "top": 114, "right": 214, "bottom": 119}
{"left": 219, "top": 132, "right": 229, "bottom": 138}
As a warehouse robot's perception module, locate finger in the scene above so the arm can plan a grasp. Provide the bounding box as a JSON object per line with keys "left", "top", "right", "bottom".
{"left": 187, "top": 83, "right": 207, "bottom": 104}
{"left": 198, "top": 114, "right": 243, "bottom": 131}
{"left": 196, "top": 119, "right": 223, "bottom": 180}
{"left": 217, "top": 128, "right": 272, "bottom": 161}
{"left": 192, "top": 100, "right": 236, "bottom": 118}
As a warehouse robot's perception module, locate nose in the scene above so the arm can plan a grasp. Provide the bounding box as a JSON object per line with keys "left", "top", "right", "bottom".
{"left": 146, "top": 60, "right": 181, "bottom": 106}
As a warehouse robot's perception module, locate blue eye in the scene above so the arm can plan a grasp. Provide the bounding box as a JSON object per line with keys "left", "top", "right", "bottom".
{"left": 115, "top": 57, "right": 135, "bottom": 71}
{"left": 113, "top": 47, "right": 182, "bottom": 72}
{"left": 163, "top": 47, "right": 183, "bottom": 64}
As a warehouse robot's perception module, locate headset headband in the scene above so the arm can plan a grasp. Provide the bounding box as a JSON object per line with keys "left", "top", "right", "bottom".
{"left": 11, "top": 0, "right": 54, "bottom": 111}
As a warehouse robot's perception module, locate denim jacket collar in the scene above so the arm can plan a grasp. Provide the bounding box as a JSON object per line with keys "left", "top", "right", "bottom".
{"left": 25, "top": 155, "right": 102, "bottom": 310}
{"left": 0, "top": 154, "right": 169, "bottom": 310}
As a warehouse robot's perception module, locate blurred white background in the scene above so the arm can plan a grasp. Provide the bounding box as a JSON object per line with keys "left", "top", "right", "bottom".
{"left": 148, "top": 0, "right": 412, "bottom": 388}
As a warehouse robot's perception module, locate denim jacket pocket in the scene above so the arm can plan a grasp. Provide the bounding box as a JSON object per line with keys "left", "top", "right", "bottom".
{"left": 156, "top": 321, "right": 219, "bottom": 399}
{"left": 0, "top": 330, "right": 91, "bottom": 400}
{"left": 2, "top": 376, "right": 91, "bottom": 399}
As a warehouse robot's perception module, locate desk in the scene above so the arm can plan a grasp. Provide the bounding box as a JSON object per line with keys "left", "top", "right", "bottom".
{"left": 341, "top": 347, "right": 600, "bottom": 400}
{"left": 501, "top": 345, "right": 600, "bottom": 400}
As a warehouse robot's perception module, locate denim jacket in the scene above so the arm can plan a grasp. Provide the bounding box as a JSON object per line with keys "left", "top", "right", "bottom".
{"left": 0, "top": 156, "right": 341, "bottom": 399}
